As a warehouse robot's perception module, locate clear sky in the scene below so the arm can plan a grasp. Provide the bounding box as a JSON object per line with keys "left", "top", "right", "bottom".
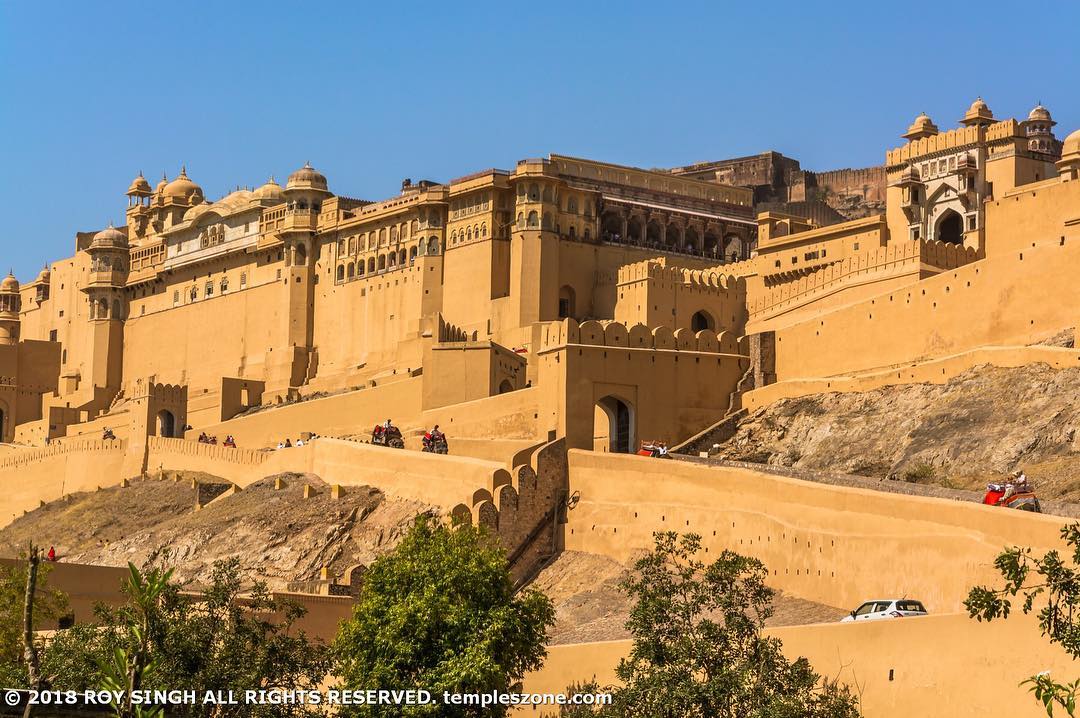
{"left": 1, "top": 1, "right": 1077, "bottom": 279}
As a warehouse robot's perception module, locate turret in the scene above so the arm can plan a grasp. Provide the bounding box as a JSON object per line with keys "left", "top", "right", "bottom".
{"left": 0, "top": 272, "right": 21, "bottom": 345}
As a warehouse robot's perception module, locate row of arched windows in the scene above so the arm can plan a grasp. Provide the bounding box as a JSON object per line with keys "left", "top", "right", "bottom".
{"left": 335, "top": 238, "right": 439, "bottom": 282}
{"left": 450, "top": 223, "right": 487, "bottom": 245}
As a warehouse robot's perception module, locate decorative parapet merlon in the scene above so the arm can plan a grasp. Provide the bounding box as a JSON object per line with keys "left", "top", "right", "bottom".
{"left": 538, "top": 318, "right": 742, "bottom": 355}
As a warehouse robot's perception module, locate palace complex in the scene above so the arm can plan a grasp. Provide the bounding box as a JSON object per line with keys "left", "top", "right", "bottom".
{"left": 2, "top": 98, "right": 1080, "bottom": 717}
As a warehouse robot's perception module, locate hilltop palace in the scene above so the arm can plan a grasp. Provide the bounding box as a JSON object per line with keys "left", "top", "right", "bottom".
{"left": 1, "top": 99, "right": 1079, "bottom": 716}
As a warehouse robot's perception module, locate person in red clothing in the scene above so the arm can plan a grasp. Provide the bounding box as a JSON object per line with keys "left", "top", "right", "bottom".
{"left": 46, "top": 546, "right": 56, "bottom": 562}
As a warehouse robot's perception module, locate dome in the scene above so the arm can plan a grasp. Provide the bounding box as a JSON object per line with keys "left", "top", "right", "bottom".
{"left": 0, "top": 273, "right": 19, "bottom": 293}
{"left": 154, "top": 172, "right": 168, "bottom": 196}
{"left": 1028, "top": 104, "right": 1055, "bottom": 125}
{"left": 35, "top": 267, "right": 50, "bottom": 283}
{"left": 164, "top": 166, "right": 204, "bottom": 202}
{"left": 902, "top": 113, "right": 939, "bottom": 140}
{"left": 286, "top": 162, "right": 329, "bottom": 192}
{"left": 254, "top": 176, "right": 285, "bottom": 202}
{"left": 960, "top": 97, "right": 994, "bottom": 126}
{"left": 90, "top": 223, "right": 128, "bottom": 249}
{"left": 1063, "top": 128, "right": 1080, "bottom": 156}
{"left": 126, "top": 172, "right": 152, "bottom": 195}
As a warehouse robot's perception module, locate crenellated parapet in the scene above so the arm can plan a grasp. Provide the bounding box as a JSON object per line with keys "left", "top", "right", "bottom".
{"left": 749, "top": 239, "right": 980, "bottom": 320}
{"left": 616, "top": 256, "right": 748, "bottom": 291}
{"left": 538, "top": 318, "right": 741, "bottom": 355}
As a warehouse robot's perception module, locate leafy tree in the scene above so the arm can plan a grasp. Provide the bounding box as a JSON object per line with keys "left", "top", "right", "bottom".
{"left": 595, "top": 532, "right": 860, "bottom": 718}
{"left": 0, "top": 552, "right": 68, "bottom": 687}
{"left": 966, "top": 522, "right": 1080, "bottom": 716}
{"left": 333, "top": 517, "right": 555, "bottom": 717}
{"left": 43, "top": 557, "right": 330, "bottom": 718}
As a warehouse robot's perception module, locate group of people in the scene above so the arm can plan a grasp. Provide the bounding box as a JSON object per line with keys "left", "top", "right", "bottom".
{"left": 638, "top": 440, "right": 670, "bottom": 458}
{"left": 422, "top": 424, "right": 448, "bottom": 454}
{"left": 275, "top": 433, "right": 319, "bottom": 450}
{"left": 196, "top": 433, "right": 237, "bottom": 447}
{"left": 101, "top": 428, "right": 116, "bottom": 441}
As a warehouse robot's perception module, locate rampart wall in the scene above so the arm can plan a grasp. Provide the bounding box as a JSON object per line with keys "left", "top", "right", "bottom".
{"left": 771, "top": 237, "right": 1080, "bottom": 381}
{"left": 0, "top": 440, "right": 127, "bottom": 525}
{"left": 521, "top": 612, "right": 1074, "bottom": 718}
{"left": 563, "top": 450, "right": 1065, "bottom": 612}
{"left": 748, "top": 239, "right": 977, "bottom": 331}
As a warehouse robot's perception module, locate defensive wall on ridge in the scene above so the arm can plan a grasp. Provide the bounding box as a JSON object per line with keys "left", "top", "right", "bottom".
{"left": 770, "top": 235, "right": 1080, "bottom": 382}
{"left": 562, "top": 450, "right": 1065, "bottom": 613}
{"left": 748, "top": 238, "right": 978, "bottom": 331}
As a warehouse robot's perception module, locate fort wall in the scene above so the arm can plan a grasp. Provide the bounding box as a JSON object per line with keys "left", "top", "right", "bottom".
{"left": 521, "top": 612, "right": 1074, "bottom": 718}
{"left": 562, "top": 450, "right": 1065, "bottom": 612}
{"left": 771, "top": 236, "right": 1080, "bottom": 381}
{"left": 0, "top": 439, "right": 127, "bottom": 525}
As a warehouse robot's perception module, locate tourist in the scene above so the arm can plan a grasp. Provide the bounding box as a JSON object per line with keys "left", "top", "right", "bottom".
{"left": 284, "top": 439, "right": 293, "bottom": 448}
{"left": 296, "top": 438, "right": 305, "bottom": 447}
{"left": 46, "top": 546, "right": 56, "bottom": 562}
{"left": 275, "top": 441, "right": 285, "bottom": 450}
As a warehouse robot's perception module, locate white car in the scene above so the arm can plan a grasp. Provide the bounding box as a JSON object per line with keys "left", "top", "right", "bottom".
{"left": 841, "top": 599, "right": 927, "bottom": 622}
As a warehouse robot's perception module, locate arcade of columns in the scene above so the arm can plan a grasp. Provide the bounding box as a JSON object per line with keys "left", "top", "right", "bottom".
{"left": 599, "top": 199, "right": 752, "bottom": 262}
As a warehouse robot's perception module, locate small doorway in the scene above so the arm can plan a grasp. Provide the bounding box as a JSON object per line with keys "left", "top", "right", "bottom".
{"left": 156, "top": 409, "right": 176, "bottom": 438}
{"left": 594, "top": 396, "right": 633, "bottom": 453}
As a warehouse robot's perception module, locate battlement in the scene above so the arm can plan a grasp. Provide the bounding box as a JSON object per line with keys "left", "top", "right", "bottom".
{"left": 146, "top": 436, "right": 271, "bottom": 466}
{"left": 886, "top": 120, "right": 1022, "bottom": 166}
{"left": 750, "top": 238, "right": 978, "bottom": 320}
{"left": 616, "top": 257, "right": 747, "bottom": 293}
{"left": 538, "top": 318, "right": 741, "bottom": 355}
{"left": 0, "top": 439, "right": 125, "bottom": 470}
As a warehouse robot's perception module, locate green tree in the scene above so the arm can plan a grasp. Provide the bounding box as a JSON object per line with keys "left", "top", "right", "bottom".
{"left": 599, "top": 532, "right": 860, "bottom": 718}
{"left": 966, "top": 522, "right": 1080, "bottom": 716}
{"left": 43, "top": 557, "right": 330, "bottom": 718}
{"left": 333, "top": 517, "right": 555, "bottom": 717}
{"left": 0, "top": 552, "right": 68, "bottom": 687}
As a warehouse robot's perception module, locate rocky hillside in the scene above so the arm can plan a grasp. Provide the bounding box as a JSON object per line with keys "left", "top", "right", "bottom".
{"left": 710, "top": 363, "right": 1080, "bottom": 501}
{"left": 0, "top": 472, "right": 436, "bottom": 590}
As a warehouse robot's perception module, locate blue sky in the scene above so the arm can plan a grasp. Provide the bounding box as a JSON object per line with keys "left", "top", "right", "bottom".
{"left": 1, "top": 1, "right": 1077, "bottom": 279}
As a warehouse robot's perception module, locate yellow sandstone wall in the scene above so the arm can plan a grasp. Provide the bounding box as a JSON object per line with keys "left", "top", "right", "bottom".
{"left": 521, "top": 612, "right": 1075, "bottom": 718}
{"left": 771, "top": 235, "right": 1080, "bottom": 381}
{"left": 562, "top": 450, "right": 1065, "bottom": 613}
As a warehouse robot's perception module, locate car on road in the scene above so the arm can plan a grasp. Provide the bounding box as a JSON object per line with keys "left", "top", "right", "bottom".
{"left": 840, "top": 599, "right": 928, "bottom": 622}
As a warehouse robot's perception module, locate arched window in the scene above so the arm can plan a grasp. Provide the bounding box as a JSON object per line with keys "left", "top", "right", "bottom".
{"left": 516, "top": 212, "right": 524, "bottom": 229}
{"left": 451, "top": 230, "right": 457, "bottom": 244}
{"left": 368, "top": 257, "right": 376, "bottom": 273}
{"left": 690, "top": 310, "right": 714, "bottom": 332}
{"left": 391, "top": 226, "right": 399, "bottom": 242}
{"left": 399, "top": 249, "right": 407, "bottom": 265}
{"left": 97, "top": 298, "right": 108, "bottom": 318}
{"left": 528, "top": 183, "right": 540, "bottom": 201}
{"left": 337, "top": 265, "right": 345, "bottom": 281}
{"left": 428, "top": 237, "right": 439, "bottom": 254}
{"left": 569, "top": 226, "right": 576, "bottom": 241}
{"left": 481, "top": 223, "right": 487, "bottom": 237}
{"left": 220, "top": 277, "right": 229, "bottom": 293}
{"left": 189, "top": 286, "right": 198, "bottom": 302}
{"left": 347, "top": 262, "right": 355, "bottom": 278}
{"left": 357, "top": 261, "right": 365, "bottom": 276}
{"left": 567, "top": 196, "right": 578, "bottom": 213}
{"left": 527, "top": 211, "right": 539, "bottom": 228}
{"left": 378, "top": 254, "right": 386, "bottom": 270}
{"left": 466, "top": 226, "right": 472, "bottom": 241}
{"left": 388, "top": 252, "right": 397, "bottom": 267}
{"left": 410, "top": 246, "right": 418, "bottom": 261}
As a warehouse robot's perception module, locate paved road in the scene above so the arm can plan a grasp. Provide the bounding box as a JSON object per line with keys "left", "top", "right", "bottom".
{"left": 673, "top": 454, "right": 1080, "bottom": 520}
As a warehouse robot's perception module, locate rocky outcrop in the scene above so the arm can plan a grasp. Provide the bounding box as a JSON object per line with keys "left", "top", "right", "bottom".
{"left": 707, "top": 363, "right": 1080, "bottom": 501}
